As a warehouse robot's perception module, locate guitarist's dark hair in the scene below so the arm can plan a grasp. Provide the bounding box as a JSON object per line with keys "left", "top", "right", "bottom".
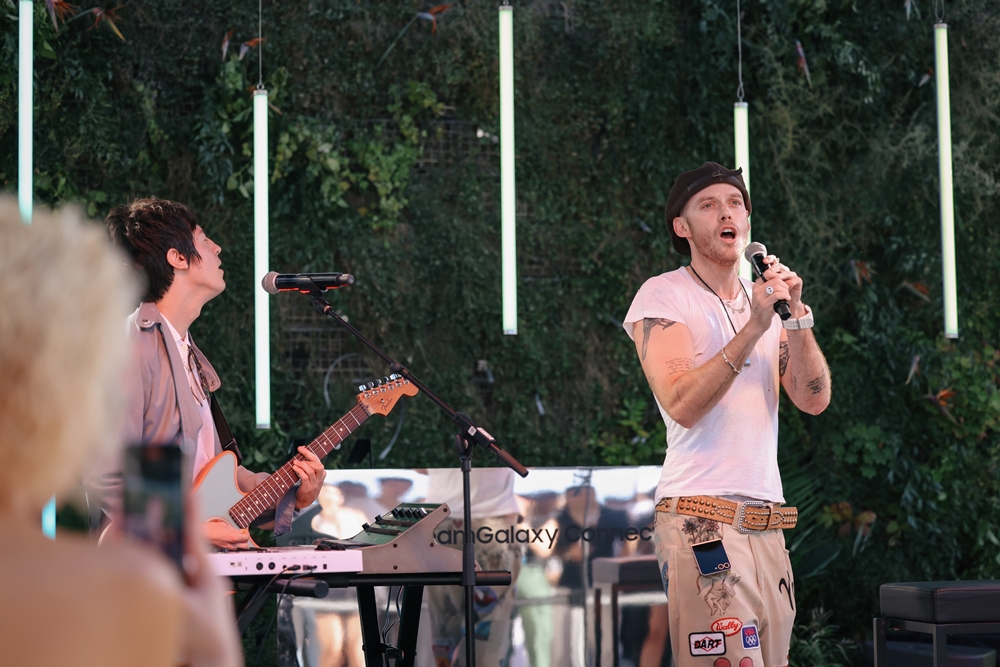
{"left": 105, "top": 198, "right": 202, "bottom": 303}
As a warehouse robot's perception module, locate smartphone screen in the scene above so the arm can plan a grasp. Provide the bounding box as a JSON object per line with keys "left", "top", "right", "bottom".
{"left": 691, "top": 538, "right": 732, "bottom": 576}
{"left": 122, "top": 444, "right": 185, "bottom": 570}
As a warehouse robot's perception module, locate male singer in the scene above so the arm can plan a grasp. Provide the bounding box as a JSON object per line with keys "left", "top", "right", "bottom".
{"left": 98, "top": 198, "right": 325, "bottom": 549}
{"left": 623, "top": 163, "right": 830, "bottom": 667}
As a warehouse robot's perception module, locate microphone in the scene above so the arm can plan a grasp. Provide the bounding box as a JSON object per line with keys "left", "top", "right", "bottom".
{"left": 744, "top": 242, "right": 791, "bottom": 321}
{"left": 261, "top": 271, "right": 355, "bottom": 294}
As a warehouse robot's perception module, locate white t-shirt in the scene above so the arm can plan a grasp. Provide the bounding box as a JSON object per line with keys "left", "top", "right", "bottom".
{"left": 424, "top": 468, "right": 521, "bottom": 519}
{"left": 623, "top": 267, "right": 784, "bottom": 503}
{"left": 161, "top": 316, "right": 216, "bottom": 478}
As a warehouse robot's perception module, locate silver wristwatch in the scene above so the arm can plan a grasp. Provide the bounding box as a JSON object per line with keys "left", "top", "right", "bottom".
{"left": 782, "top": 304, "right": 814, "bottom": 330}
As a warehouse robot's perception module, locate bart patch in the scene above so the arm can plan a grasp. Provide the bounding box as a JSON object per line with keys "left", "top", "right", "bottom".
{"left": 690, "top": 631, "right": 726, "bottom": 656}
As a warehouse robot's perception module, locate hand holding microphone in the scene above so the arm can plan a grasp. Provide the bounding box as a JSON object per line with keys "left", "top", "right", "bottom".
{"left": 744, "top": 242, "right": 793, "bottom": 321}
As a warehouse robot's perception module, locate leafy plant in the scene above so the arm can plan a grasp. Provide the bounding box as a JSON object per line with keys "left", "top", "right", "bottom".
{"left": 789, "top": 607, "right": 860, "bottom": 667}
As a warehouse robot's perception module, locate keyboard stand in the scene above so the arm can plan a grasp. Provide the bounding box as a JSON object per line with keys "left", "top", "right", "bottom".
{"left": 229, "top": 569, "right": 512, "bottom": 667}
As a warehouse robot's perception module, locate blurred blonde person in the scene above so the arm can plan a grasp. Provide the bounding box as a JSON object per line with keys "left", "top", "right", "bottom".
{"left": 0, "top": 199, "right": 241, "bottom": 667}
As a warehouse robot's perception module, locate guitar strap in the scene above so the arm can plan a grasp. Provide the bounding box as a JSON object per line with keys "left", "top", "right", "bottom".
{"left": 210, "top": 393, "right": 243, "bottom": 465}
{"left": 186, "top": 339, "right": 243, "bottom": 466}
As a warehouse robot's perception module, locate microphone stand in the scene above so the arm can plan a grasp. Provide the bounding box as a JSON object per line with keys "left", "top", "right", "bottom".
{"left": 302, "top": 289, "right": 528, "bottom": 667}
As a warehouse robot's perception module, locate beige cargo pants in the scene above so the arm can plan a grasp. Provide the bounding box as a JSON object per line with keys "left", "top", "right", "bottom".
{"left": 651, "top": 504, "right": 796, "bottom": 667}
{"left": 426, "top": 514, "right": 522, "bottom": 667}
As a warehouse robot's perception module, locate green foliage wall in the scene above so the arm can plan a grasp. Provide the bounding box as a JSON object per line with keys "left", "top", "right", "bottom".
{"left": 3, "top": 0, "right": 1000, "bottom": 642}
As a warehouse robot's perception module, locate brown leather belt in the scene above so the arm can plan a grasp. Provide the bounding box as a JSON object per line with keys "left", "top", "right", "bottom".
{"left": 656, "top": 496, "right": 798, "bottom": 532}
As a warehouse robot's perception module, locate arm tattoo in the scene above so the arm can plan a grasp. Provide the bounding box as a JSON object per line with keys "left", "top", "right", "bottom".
{"left": 806, "top": 372, "right": 828, "bottom": 395}
{"left": 641, "top": 318, "right": 677, "bottom": 361}
{"left": 779, "top": 341, "right": 790, "bottom": 377}
{"left": 664, "top": 358, "right": 694, "bottom": 376}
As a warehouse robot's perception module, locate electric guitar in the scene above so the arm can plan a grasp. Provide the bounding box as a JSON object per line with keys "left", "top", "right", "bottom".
{"left": 192, "top": 374, "right": 417, "bottom": 544}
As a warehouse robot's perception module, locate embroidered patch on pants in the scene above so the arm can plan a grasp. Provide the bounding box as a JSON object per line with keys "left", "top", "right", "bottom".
{"left": 740, "top": 624, "right": 761, "bottom": 650}
{"left": 473, "top": 586, "right": 499, "bottom": 615}
{"left": 431, "top": 638, "right": 454, "bottom": 667}
{"left": 474, "top": 620, "right": 493, "bottom": 641}
{"left": 690, "top": 632, "right": 726, "bottom": 656}
{"left": 711, "top": 617, "right": 743, "bottom": 636}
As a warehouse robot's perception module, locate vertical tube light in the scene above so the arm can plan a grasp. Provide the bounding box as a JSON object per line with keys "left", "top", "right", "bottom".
{"left": 734, "top": 102, "right": 751, "bottom": 281}
{"left": 19, "top": 0, "right": 32, "bottom": 224}
{"left": 934, "top": 23, "right": 958, "bottom": 338}
{"left": 42, "top": 501, "right": 56, "bottom": 538}
{"left": 499, "top": 5, "right": 517, "bottom": 335}
{"left": 253, "top": 90, "right": 271, "bottom": 428}
{"left": 21, "top": 0, "right": 52, "bottom": 539}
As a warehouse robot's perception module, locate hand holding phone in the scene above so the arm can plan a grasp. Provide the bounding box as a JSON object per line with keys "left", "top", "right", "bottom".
{"left": 179, "top": 496, "right": 244, "bottom": 667}
{"left": 121, "top": 444, "right": 242, "bottom": 667}
{"left": 121, "top": 444, "right": 185, "bottom": 570}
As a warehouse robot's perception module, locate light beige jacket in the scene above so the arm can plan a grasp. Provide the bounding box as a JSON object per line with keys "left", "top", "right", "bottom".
{"left": 88, "top": 302, "right": 265, "bottom": 517}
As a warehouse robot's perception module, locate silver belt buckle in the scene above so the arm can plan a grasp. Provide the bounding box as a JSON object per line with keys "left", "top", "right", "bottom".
{"left": 737, "top": 500, "right": 768, "bottom": 533}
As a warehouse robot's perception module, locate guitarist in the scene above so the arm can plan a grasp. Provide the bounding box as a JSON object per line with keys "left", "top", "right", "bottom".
{"left": 91, "top": 198, "right": 325, "bottom": 550}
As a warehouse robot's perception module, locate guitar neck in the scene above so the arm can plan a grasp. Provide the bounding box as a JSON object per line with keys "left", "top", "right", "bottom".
{"left": 229, "top": 403, "right": 370, "bottom": 528}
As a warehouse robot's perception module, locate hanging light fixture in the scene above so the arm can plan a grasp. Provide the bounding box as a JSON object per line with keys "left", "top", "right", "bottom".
{"left": 19, "top": 0, "right": 32, "bottom": 224}
{"left": 733, "top": 0, "right": 751, "bottom": 280}
{"left": 254, "top": 0, "right": 271, "bottom": 427}
{"left": 934, "top": 7, "right": 958, "bottom": 338}
{"left": 254, "top": 88, "right": 270, "bottom": 428}
{"left": 20, "top": 1, "right": 54, "bottom": 538}
{"left": 499, "top": 2, "right": 517, "bottom": 335}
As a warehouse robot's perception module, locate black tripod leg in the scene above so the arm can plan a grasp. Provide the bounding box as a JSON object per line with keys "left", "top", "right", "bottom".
{"left": 357, "top": 585, "right": 384, "bottom": 667}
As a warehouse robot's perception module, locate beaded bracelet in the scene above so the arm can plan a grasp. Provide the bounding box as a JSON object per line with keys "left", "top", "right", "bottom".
{"left": 721, "top": 347, "right": 742, "bottom": 375}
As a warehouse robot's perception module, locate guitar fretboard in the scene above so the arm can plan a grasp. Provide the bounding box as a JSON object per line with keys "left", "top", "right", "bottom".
{"left": 228, "top": 403, "right": 370, "bottom": 529}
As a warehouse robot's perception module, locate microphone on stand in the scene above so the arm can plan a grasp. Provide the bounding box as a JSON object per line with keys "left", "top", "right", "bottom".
{"left": 744, "top": 242, "right": 791, "bottom": 320}
{"left": 261, "top": 271, "right": 355, "bottom": 294}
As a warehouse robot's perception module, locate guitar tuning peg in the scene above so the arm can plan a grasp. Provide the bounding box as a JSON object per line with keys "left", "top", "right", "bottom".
{"left": 358, "top": 385, "right": 366, "bottom": 392}
{"left": 382, "top": 376, "right": 390, "bottom": 383}
{"left": 376, "top": 378, "right": 384, "bottom": 386}
{"left": 389, "top": 373, "right": 398, "bottom": 380}
{"left": 367, "top": 381, "right": 375, "bottom": 389}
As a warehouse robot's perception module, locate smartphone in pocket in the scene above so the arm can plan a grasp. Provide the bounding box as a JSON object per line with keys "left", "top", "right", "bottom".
{"left": 691, "top": 538, "right": 732, "bottom": 576}
{"left": 121, "top": 444, "right": 186, "bottom": 570}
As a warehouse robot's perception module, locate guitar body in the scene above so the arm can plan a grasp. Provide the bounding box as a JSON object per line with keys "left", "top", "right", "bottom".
{"left": 192, "top": 451, "right": 258, "bottom": 546}
{"left": 190, "top": 375, "right": 417, "bottom": 550}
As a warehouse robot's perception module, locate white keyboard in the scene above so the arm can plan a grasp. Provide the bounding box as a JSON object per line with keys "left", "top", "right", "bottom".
{"left": 209, "top": 545, "right": 363, "bottom": 576}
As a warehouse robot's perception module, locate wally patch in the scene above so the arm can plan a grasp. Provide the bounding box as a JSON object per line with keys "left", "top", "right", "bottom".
{"left": 690, "top": 632, "right": 726, "bottom": 656}
{"left": 741, "top": 624, "right": 761, "bottom": 650}
{"left": 711, "top": 617, "right": 743, "bottom": 636}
